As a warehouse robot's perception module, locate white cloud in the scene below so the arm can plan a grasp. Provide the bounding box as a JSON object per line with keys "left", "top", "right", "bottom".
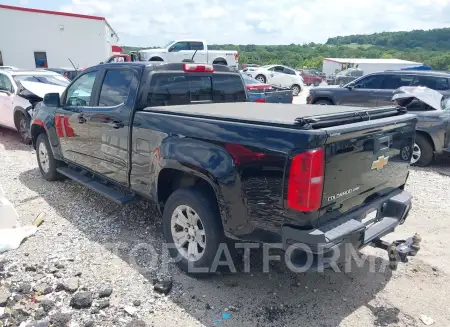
{"left": 60, "top": 0, "right": 450, "bottom": 46}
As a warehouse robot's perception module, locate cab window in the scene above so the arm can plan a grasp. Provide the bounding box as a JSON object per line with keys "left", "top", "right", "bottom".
{"left": 65, "top": 71, "right": 97, "bottom": 107}
{"left": 98, "top": 69, "right": 134, "bottom": 107}
{"left": 169, "top": 42, "right": 189, "bottom": 52}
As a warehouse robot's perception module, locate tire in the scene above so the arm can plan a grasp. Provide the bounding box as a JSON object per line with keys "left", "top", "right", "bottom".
{"left": 314, "top": 99, "right": 333, "bottom": 105}
{"left": 36, "top": 133, "right": 64, "bottom": 181}
{"left": 255, "top": 74, "right": 266, "bottom": 83}
{"left": 213, "top": 61, "right": 227, "bottom": 66}
{"left": 313, "top": 80, "right": 320, "bottom": 87}
{"left": 162, "top": 187, "right": 226, "bottom": 275}
{"left": 291, "top": 84, "right": 301, "bottom": 96}
{"left": 16, "top": 113, "right": 32, "bottom": 145}
{"left": 411, "top": 134, "right": 433, "bottom": 167}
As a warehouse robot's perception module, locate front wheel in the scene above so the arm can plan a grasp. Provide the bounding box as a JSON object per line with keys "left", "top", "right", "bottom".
{"left": 314, "top": 99, "right": 333, "bottom": 105}
{"left": 291, "top": 84, "right": 301, "bottom": 96}
{"left": 163, "top": 188, "right": 226, "bottom": 275}
{"left": 411, "top": 134, "right": 433, "bottom": 167}
{"left": 16, "top": 113, "right": 32, "bottom": 145}
{"left": 36, "top": 134, "right": 64, "bottom": 181}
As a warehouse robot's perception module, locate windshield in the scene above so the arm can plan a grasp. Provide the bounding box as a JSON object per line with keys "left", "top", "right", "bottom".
{"left": 336, "top": 70, "right": 349, "bottom": 76}
{"left": 163, "top": 40, "right": 175, "bottom": 48}
{"left": 13, "top": 74, "right": 70, "bottom": 87}
{"left": 260, "top": 65, "right": 273, "bottom": 69}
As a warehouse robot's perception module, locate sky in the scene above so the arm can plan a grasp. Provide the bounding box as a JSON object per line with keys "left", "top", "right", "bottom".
{"left": 5, "top": 0, "right": 450, "bottom": 47}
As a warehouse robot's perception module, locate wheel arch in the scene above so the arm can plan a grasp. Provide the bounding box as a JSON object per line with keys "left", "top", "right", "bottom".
{"left": 149, "top": 56, "right": 164, "bottom": 62}
{"left": 212, "top": 57, "right": 227, "bottom": 65}
{"left": 415, "top": 130, "right": 436, "bottom": 152}
{"left": 13, "top": 106, "right": 30, "bottom": 130}
{"left": 30, "top": 121, "right": 47, "bottom": 149}
{"left": 156, "top": 167, "right": 228, "bottom": 230}
{"left": 312, "top": 97, "right": 335, "bottom": 105}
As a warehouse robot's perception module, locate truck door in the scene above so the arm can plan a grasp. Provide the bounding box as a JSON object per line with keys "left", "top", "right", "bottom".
{"left": 57, "top": 67, "right": 138, "bottom": 186}
{"left": 167, "top": 41, "right": 192, "bottom": 63}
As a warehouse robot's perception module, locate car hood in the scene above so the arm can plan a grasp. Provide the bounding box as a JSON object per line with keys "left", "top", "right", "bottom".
{"left": 20, "top": 81, "right": 66, "bottom": 99}
{"left": 392, "top": 86, "right": 442, "bottom": 110}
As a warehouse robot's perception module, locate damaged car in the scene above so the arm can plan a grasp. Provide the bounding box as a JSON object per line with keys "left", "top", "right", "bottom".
{"left": 0, "top": 70, "right": 69, "bottom": 143}
{"left": 393, "top": 86, "right": 450, "bottom": 166}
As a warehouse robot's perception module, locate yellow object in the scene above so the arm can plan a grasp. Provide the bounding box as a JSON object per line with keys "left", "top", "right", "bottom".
{"left": 33, "top": 213, "right": 45, "bottom": 227}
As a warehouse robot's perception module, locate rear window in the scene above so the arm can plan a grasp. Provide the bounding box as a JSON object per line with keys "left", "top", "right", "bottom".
{"left": 147, "top": 73, "right": 246, "bottom": 106}
{"left": 412, "top": 76, "right": 450, "bottom": 91}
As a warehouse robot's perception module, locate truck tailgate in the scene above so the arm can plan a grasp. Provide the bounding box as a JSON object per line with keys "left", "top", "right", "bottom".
{"left": 319, "top": 113, "right": 417, "bottom": 218}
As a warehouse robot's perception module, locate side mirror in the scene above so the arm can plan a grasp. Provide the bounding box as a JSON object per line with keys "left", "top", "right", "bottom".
{"left": 43, "top": 93, "right": 60, "bottom": 107}
{"left": 346, "top": 82, "right": 355, "bottom": 89}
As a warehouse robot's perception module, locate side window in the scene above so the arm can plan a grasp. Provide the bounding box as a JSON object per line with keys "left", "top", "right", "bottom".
{"left": 34, "top": 52, "right": 48, "bottom": 68}
{"left": 65, "top": 71, "right": 97, "bottom": 107}
{"left": 0, "top": 74, "right": 13, "bottom": 92}
{"left": 273, "top": 66, "right": 284, "bottom": 73}
{"left": 283, "top": 68, "right": 296, "bottom": 75}
{"left": 189, "top": 42, "right": 204, "bottom": 51}
{"left": 413, "top": 76, "right": 449, "bottom": 91}
{"left": 380, "top": 75, "right": 413, "bottom": 90}
{"left": 98, "top": 70, "right": 134, "bottom": 107}
{"left": 0, "top": 51, "right": 3, "bottom": 66}
{"left": 355, "top": 75, "right": 384, "bottom": 89}
{"left": 169, "top": 42, "right": 189, "bottom": 52}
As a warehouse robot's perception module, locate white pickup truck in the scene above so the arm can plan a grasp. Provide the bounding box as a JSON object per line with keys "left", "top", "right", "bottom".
{"left": 137, "top": 40, "right": 239, "bottom": 68}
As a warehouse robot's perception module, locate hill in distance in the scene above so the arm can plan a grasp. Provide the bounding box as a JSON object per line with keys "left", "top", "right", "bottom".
{"left": 122, "top": 27, "right": 450, "bottom": 70}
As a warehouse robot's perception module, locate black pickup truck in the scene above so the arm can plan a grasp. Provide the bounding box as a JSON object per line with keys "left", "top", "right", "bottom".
{"left": 31, "top": 62, "right": 420, "bottom": 274}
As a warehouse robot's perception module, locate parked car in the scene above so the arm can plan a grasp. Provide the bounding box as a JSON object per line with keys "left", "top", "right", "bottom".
{"left": 137, "top": 40, "right": 239, "bottom": 68}
{"left": 299, "top": 69, "right": 324, "bottom": 86}
{"left": 241, "top": 75, "right": 293, "bottom": 103}
{"left": 245, "top": 65, "right": 304, "bottom": 96}
{"left": 0, "top": 69, "right": 69, "bottom": 143}
{"left": 308, "top": 68, "right": 326, "bottom": 79}
{"left": 31, "top": 62, "right": 420, "bottom": 274}
{"left": 327, "top": 68, "right": 364, "bottom": 86}
{"left": 308, "top": 70, "right": 450, "bottom": 106}
{"left": 46, "top": 67, "right": 79, "bottom": 80}
{"left": 393, "top": 86, "right": 450, "bottom": 167}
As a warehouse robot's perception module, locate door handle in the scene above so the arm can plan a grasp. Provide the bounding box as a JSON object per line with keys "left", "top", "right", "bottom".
{"left": 78, "top": 116, "right": 87, "bottom": 124}
{"left": 109, "top": 121, "right": 124, "bottom": 129}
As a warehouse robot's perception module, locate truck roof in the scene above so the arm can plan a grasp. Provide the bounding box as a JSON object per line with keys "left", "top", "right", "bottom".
{"left": 144, "top": 103, "right": 398, "bottom": 127}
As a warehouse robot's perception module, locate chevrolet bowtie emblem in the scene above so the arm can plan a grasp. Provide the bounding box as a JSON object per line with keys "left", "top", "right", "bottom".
{"left": 371, "top": 156, "right": 389, "bottom": 170}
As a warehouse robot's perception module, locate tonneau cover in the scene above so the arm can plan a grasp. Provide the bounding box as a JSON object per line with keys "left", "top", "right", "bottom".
{"left": 144, "top": 103, "right": 398, "bottom": 126}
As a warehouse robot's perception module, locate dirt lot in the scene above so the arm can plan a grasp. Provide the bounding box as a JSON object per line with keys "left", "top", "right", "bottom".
{"left": 1, "top": 127, "right": 450, "bottom": 327}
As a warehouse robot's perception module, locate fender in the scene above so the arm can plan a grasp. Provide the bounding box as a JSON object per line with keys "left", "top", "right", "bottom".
{"left": 154, "top": 136, "right": 235, "bottom": 229}
{"left": 30, "top": 107, "right": 64, "bottom": 159}
{"left": 416, "top": 128, "right": 442, "bottom": 154}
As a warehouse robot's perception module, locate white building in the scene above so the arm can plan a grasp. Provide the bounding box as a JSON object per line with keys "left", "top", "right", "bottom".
{"left": 0, "top": 4, "right": 121, "bottom": 70}
{"left": 322, "top": 58, "right": 423, "bottom": 76}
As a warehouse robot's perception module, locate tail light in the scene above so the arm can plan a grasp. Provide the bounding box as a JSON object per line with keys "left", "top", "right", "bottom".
{"left": 287, "top": 148, "right": 325, "bottom": 211}
{"left": 234, "top": 53, "right": 239, "bottom": 62}
{"left": 254, "top": 98, "right": 265, "bottom": 103}
{"left": 64, "top": 72, "right": 68, "bottom": 78}
{"left": 183, "top": 64, "right": 214, "bottom": 72}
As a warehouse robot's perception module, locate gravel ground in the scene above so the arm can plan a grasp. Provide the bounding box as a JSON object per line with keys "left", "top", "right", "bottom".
{"left": 1, "top": 127, "right": 450, "bottom": 327}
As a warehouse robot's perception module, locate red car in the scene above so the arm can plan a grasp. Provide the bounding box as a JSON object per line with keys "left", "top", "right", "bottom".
{"left": 300, "top": 69, "right": 324, "bottom": 86}
{"left": 241, "top": 74, "right": 272, "bottom": 91}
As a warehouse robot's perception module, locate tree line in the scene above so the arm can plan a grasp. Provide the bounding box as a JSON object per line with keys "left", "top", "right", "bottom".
{"left": 122, "top": 27, "right": 450, "bottom": 71}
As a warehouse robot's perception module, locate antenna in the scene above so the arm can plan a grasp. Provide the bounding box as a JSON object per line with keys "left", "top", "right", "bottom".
{"left": 68, "top": 58, "right": 78, "bottom": 72}
{"left": 191, "top": 50, "right": 198, "bottom": 61}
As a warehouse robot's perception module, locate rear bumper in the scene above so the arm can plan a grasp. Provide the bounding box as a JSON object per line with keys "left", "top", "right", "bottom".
{"left": 282, "top": 190, "right": 412, "bottom": 269}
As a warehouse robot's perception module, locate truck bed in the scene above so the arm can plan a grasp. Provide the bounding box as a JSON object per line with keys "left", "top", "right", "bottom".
{"left": 144, "top": 102, "right": 404, "bottom": 127}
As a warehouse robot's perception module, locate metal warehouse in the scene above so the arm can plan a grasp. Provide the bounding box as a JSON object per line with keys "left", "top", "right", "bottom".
{"left": 0, "top": 4, "right": 121, "bottom": 70}
{"left": 322, "top": 58, "right": 423, "bottom": 76}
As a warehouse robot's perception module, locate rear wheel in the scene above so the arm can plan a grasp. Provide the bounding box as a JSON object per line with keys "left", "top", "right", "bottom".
{"left": 36, "top": 134, "right": 64, "bottom": 181}
{"left": 291, "top": 84, "right": 301, "bottom": 96}
{"left": 313, "top": 80, "right": 320, "bottom": 87}
{"left": 163, "top": 188, "right": 226, "bottom": 275}
{"left": 411, "top": 134, "right": 433, "bottom": 167}
{"left": 213, "top": 61, "right": 227, "bottom": 66}
{"left": 255, "top": 74, "right": 266, "bottom": 83}
{"left": 314, "top": 99, "right": 333, "bottom": 105}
